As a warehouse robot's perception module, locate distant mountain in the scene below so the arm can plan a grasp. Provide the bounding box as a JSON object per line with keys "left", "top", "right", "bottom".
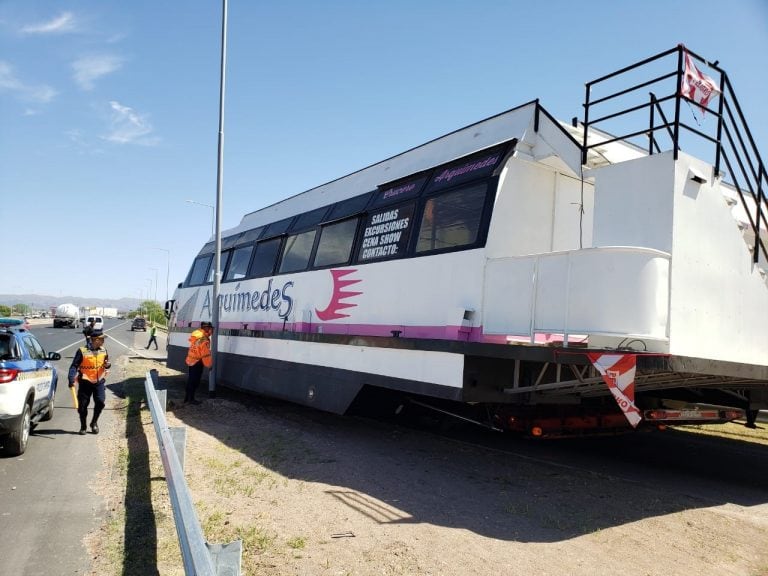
{"left": 0, "top": 293, "right": 142, "bottom": 312}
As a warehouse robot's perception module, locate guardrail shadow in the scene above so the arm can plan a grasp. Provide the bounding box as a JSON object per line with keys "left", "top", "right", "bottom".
{"left": 109, "top": 378, "right": 160, "bottom": 576}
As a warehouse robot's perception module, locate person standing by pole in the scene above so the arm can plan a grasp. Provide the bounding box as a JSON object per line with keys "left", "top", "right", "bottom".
{"left": 68, "top": 329, "right": 110, "bottom": 434}
{"left": 185, "top": 322, "right": 213, "bottom": 405}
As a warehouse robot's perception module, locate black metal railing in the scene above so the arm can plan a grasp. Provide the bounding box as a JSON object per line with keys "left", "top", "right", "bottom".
{"left": 581, "top": 44, "right": 766, "bottom": 264}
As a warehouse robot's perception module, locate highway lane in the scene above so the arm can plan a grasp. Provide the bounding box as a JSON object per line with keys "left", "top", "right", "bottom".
{"left": 0, "top": 318, "right": 166, "bottom": 575}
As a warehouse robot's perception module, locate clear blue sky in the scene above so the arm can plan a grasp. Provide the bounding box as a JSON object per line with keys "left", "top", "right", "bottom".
{"left": 1, "top": 0, "right": 766, "bottom": 301}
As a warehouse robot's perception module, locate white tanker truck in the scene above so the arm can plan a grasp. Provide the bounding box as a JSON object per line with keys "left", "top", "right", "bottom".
{"left": 53, "top": 303, "right": 80, "bottom": 328}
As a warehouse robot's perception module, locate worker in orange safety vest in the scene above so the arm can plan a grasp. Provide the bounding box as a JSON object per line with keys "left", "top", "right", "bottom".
{"left": 185, "top": 321, "right": 213, "bottom": 404}
{"left": 68, "top": 329, "right": 111, "bottom": 434}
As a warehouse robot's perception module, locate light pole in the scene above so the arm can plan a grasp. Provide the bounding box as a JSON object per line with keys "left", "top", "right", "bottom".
{"left": 151, "top": 247, "right": 171, "bottom": 302}
{"left": 145, "top": 278, "right": 153, "bottom": 321}
{"left": 210, "top": 0, "right": 228, "bottom": 398}
{"left": 149, "top": 267, "right": 159, "bottom": 303}
{"left": 185, "top": 199, "right": 215, "bottom": 238}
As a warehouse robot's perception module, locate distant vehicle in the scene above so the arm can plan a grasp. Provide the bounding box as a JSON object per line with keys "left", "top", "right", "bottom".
{"left": 0, "top": 317, "right": 61, "bottom": 455}
{"left": 131, "top": 317, "right": 147, "bottom": 331}
{"left": 84, "top": 315, "right": 104, "bottom": 331}
{"left": 53, "top": 303, "right": 80, "bottom": 328}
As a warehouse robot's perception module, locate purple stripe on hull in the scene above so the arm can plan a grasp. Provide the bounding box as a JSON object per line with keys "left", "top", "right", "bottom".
{"left": 179, "top": 320, "right": 580, "bottom": 345}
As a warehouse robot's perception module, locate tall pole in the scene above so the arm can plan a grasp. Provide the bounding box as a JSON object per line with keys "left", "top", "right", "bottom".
{"left": 210, "top": 0, "right": 227, "bottom": 397}
{"left": 149, "top": 267, "right": 158, "bottom": 303}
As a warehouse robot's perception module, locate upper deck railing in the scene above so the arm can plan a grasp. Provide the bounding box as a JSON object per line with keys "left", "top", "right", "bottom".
{"left": 581, "top": 45, "right": 766, "bottom": 265}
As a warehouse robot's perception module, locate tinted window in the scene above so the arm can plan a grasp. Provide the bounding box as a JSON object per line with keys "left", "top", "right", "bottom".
{"left": 235, "top": 227, "right": 264, "bottom": 246}
{"left": 279, "top": 230, "right": 317, "bottom": 273}
{"left": 372, "top": 175, "right": 428, "bottom": 208}
{"left": 262, "top": 217, "right": 294, "bottom": 239}
{"left": 357, "top": 202, "right": 415, "bottom": 262}
{"left": 206, "top": 251, "right": 231, "bottom": 283}
{"left": 290, "top": 206, "right": 328, "bottom": 231}
{"left": 0, "top": 335, "right": 12, "bottom": 359}
{"left": 249, "top": 238, "right": 282, "bottom": 278}
{"left": 188, "top": 255, "right": 212, "bottom": 286}
{"left": 23, "top": 336, "right": 45, "bottom": 360}
{"left": 224, "top": 245, "right": 254, "bottom": 281}
{"left": 222, "top": 234, "right": 242, "bottom": 250}
{"left": 198, "top": 241, "right": 215, "bottom": 256}
{"left": 415, "top": 183, "right": 487, "bottom": 253}
{"left": 424, "top": 147, "right": 504, "bottom": 194}
{"left": 314, "top": 217, "right": 359, "bottom": 267}
{"left": 327, "top": 192, "right": 374, "bottom": 221}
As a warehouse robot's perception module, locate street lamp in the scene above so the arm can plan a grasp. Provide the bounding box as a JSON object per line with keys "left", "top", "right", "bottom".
{"left": 185, "top": 199, "right": 215, "bottom": 238}
{"left": 145, "top": 278, "right": 153, "bottom": 321}
{"left": 151, "top": 247, "right": 171, "bottom": 302}
{"left": 149, "top": 267, "right": 159, "bottom": 303}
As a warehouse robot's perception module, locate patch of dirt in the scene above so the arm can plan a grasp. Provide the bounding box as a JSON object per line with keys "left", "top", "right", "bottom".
{"left": 87, "top": 357, "right": 768, "bottom": 576}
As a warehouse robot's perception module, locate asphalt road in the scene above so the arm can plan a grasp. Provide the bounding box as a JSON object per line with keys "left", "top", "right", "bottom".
{"left": 0, "top": 318, "right": 167, "bottom": 576}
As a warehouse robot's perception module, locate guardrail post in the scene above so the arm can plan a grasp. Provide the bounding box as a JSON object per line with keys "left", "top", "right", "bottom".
{"left": 145, "top": 370, "right": 242, "bottom": 575}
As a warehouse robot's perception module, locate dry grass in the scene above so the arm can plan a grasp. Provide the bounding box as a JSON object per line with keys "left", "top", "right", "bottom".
{"left": 675, "top": 420, "right": 768, "bottom": 445}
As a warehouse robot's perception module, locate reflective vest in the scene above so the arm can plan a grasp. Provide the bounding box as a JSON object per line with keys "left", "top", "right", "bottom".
{"left": 78, "top": 347, "right": 109, "bottom": 383}
{"left": 186, "top": 331, "right": 212, "bottom": 367}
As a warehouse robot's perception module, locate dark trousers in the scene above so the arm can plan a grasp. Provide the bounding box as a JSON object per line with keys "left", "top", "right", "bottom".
{"left": 77, "top": 380, "right": 106, "bottom": 427}
{"left": 146, "top": 335, "right": 158, "bottom": 350}
{"left": 186, "top": 361, "right": 204, "bottom": 401}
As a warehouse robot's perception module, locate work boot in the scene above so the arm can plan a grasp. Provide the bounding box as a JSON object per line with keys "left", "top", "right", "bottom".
{"left": 79, "top": 416, "right": 87, "bottom": 435}
{"left": 90, "top": 421, "right": 99, "bottom": 434}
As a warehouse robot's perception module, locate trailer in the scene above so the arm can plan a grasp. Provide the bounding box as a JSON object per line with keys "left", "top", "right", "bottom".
{"left": 165, "top": 46, "right": 767, "bottom": 436}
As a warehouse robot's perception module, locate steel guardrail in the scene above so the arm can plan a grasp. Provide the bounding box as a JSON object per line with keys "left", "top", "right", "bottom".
{"left": 144, "top": 370, "right": 241, "bottom": 575}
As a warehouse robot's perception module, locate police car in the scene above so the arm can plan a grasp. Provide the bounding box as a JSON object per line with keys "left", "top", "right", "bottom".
{"left": 0, "top": 318, "right": 61, "bottom": 455}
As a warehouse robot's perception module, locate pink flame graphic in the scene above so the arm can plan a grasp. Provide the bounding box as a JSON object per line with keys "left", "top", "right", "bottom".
{"left": 315, "top": 268, "right": 362, "bottom": 321}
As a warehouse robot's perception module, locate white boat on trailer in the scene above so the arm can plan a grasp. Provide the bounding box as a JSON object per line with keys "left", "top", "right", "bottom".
{"left": 166, "top": 45, "right": 767, "bottom": 436}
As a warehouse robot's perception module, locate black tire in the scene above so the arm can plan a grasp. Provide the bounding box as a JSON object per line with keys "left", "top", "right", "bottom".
{"left": 6, "top": 403, "right": 31, "bottom": 456}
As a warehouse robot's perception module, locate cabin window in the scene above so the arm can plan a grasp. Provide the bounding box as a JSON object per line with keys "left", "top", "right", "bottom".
{"left": 197, "top": 241, "right": 215, "bottom": 256}
{"left": 235, "top": 226, "right": 264, "bottom": 246}
{"left": 415, "top": 183, "right": 487, "bottom": 253}
{"left": 279, "top": 230, "right": 317, "bottom": 273}
{"left": 224, "top": 245, "right": 254, "bottom": 281}
{"left": 290, "top": 206, "right": 328, "bottom": 231}
{"left": 314, "top": 217, "right": 359, "bottom": 267}
{"left": 222, "top": 234, "right": 242, "bottom": 250}
{"left": 206, "top": 251, "right": 231, "bottom": 284}
{"left": 357, "top": 202, "right": 415, "bottom": 262}
{"left": 372, "top": 175, "right": 428, "bottom": 209}
{"left": 424, "top": 147, "right": 504, "bottom": 194}
{"left": 188, "top": 255, "right": 212, "bottom": 286}
{"left": 328, "top": 191, "right": 373, "bottom": 221}
{"left": 249, "top": 237, "right": 282, "bottom": 278}
{"left": 262, "top": 217, "right": 293, "bottom": 239}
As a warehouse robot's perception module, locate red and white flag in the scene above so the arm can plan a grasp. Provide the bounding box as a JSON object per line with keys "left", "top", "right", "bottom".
{"left": 680, "top": 50, "right": 721, "bottom": 115}
{"left": 587, "top": 353, "right": 642, "bottom": 427}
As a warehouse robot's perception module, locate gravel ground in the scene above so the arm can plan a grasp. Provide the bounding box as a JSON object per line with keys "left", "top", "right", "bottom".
{"left": 85, "top": 357, "right": 768, "bottom": 576}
